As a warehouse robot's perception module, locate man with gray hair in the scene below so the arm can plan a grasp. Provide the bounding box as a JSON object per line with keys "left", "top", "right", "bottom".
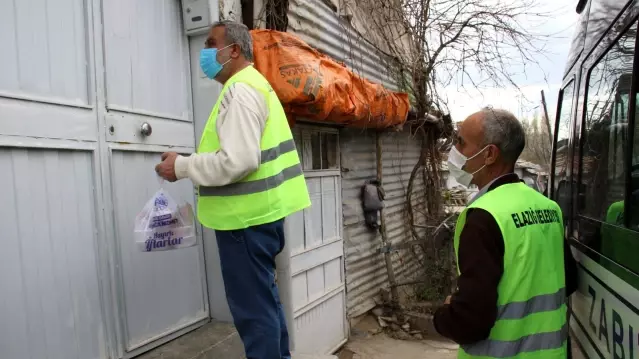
{"left": 432, "top": 108, "right": 577, "bottom": 359}
{"left": 155, "top": 21, "right": 310, "bottom": 358}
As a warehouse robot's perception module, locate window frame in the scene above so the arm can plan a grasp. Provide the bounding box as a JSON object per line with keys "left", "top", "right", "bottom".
{"left": 550, "top": 78, "right": 576, "bottom": 200}
{"left": 577, "top": 17, "right": 639, "bottom": 231}
{"left": 625, "top": 29, "right": 639, "bottom": 229}
{"left": 292, "top": 124, "right": 341, "bottom": 175}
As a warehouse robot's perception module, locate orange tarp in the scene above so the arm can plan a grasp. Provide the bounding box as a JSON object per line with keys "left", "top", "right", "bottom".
{"left": 250, "top": 29, "right": 410, "bottom": 128}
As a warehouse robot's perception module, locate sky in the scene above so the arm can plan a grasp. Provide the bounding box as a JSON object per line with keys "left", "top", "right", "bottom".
{"left": 441, "top": 0, "right": 580, "bottom": 126}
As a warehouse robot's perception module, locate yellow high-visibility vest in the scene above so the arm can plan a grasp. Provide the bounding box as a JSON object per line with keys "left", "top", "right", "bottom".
{"left": 197, "top": 66, "right": 310, "bottom": 230}
{"left": 454, "top": 182, "right": 567, "bottom": 359}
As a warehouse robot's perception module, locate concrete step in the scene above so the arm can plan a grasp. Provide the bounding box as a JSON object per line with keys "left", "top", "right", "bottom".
{"left": 135, "top": 321, "right": 244, "bottom": 359}
{"left": 134, "top": 321, "right": 339, "bottom": 359}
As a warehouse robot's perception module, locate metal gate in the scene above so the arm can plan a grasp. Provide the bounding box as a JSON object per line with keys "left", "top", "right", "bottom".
{"left": 0, "top": 1, "right": 209, "bottom": 358}
{"left": 289, "top": 126, "right": 348, "bottom": 354}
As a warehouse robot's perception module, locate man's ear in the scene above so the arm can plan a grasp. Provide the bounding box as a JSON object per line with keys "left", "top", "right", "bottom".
{"left": 485, "top": 144, "right": 499, "bottom": 165}
{"left": 230, "top": 44, "right": 241, "bottom": 59}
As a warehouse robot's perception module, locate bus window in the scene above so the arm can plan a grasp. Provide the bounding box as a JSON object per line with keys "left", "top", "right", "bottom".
{"left": 552, "top": 81, "right": 575, "bottom": 216}
{"left": 578, "top": 22, "right": 639, "bottom": 283}
{"left": 580, "top": 25, "right": 634, "bottom": 223}
{"left": 629, "top": 91, "right": 639, "bottom": 228}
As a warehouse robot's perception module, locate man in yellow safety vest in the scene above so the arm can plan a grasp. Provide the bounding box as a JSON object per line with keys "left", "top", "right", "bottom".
{"left": 156, "top": 21, "right": 310, "bottom": 359}
{"left": 433, "top": 108, "right": 577, "bottom": 359}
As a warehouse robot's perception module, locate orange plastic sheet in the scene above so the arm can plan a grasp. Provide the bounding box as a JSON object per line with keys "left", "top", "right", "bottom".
{"left": 250, "top": 29, "right": 410, "bottom": 128}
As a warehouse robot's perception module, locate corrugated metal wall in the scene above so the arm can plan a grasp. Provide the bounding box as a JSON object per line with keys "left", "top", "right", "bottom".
{"left": 287, "top": 0, "right": 398, "bottom": 91}
{"left": 283, "top": 0, "right": 421, "bottom": 321}
{"left": 340, "top": 129, "right": 426, "bottom": 318}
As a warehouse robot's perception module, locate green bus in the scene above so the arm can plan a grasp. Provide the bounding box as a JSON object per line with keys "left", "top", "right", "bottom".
{"left": 552, "top": 0, "right": 639, "bottom": 357}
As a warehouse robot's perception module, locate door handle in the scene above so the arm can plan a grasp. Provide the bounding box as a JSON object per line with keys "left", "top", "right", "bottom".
{"left": 140, "top": 122, "right": 152, "bottom": 137}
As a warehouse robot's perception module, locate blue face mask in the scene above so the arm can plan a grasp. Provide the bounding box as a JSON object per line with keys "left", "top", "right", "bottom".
{"left": 200, "top": 44, "right": 233, "bottom": 79}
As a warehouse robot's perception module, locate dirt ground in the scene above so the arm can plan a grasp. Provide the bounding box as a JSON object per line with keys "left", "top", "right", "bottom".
{"left": 337, "top": 314, "right": 586, "bottom": 359}
{"left": 340, "top": 331, "right": 584, "bottom": 359}
{"left": 337, "top": 315, "right": 458, "bottom": 359}
{"left": 339, "top": 334, "right": 457, "bottom": 359}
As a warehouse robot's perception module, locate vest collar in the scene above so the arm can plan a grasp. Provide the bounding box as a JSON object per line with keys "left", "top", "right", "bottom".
{"left": 468, "top": 173, "right": 520, "bottom": 205}
{"left": 223, "top": 64, "right": 255, "bottom": 85}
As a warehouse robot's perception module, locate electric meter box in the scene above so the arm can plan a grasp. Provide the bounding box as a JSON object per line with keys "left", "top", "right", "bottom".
{"left": 181, "top": 0, "right": 215, "bottom": 36}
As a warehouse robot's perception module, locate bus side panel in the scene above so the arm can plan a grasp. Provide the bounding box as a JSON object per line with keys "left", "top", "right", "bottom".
{"left": 571, "top": 253, "right": 639, "bottom": 359}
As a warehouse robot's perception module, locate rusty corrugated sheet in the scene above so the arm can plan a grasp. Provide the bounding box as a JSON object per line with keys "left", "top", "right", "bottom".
{"left": 340, "top": 129, "right": 427, "bottom": 318}
{"left": 287, "top": 0, "right": 399, "bottom": 91}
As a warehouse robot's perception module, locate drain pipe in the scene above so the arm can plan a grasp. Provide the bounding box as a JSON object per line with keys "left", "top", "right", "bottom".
{"left": 276, "top": 220, "right": 297, "bottom": 352}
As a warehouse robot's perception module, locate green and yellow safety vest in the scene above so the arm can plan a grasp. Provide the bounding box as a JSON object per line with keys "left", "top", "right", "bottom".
{"left": 196, "top": 66, "right": 311, "bottom": 230}
{"left": 454, "top": 182, "right": 567, "bottom": 359}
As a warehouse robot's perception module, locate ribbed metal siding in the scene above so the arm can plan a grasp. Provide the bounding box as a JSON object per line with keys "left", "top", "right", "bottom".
{"left": 340, "top": 129, "right": 426, "bottom": 318}
{"left": 0, "top": 148, "right": 105, "bottom": 359}
{"left": 285, "top": 0, "right": 416, "bottom": 320}
{"left": 287, "top": 0, "right": 399, "bottom": 91}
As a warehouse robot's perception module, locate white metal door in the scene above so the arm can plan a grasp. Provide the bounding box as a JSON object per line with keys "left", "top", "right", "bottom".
{"left": 100, "top": 0, "right": 208, "bottom": 355}
{"left": 0, "top": 1, "right": 106, "bottom": 358}
{"left": 289, "top": 126, "right": 348, "bottom": 354}
{"left": 0, "top": 1, "right": 209, "bottom": 358}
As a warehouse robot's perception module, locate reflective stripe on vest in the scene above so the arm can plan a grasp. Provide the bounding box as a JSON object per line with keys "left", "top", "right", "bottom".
{"left": 462, "top": 324, "right": 568, "bottom": 358}
{"left": 199, "top": 163, "right": 303, "bottom": 196}
{"left": 196, "top": 66, "right": 311, "bottom": 230}
{"left": 497, "top": 287, "right": 565, "bottom": 319}
{"left": 454, "top": 182, "right": 567, "bottom": 359}
{"left": 199, "top": 138, "right": 299, "bottom": 196}
{"left": 461, "top": 288, "right": 567, "bottom": 357}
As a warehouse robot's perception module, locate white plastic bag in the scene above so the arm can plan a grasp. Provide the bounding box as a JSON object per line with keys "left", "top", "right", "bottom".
{"left": 134, "top": 186, "right": 196, "bottom": 252}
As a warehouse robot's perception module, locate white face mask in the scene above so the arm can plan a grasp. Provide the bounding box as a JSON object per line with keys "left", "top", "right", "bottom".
{"left": 447, "top": 145, "right": 489, "bottom": 187}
